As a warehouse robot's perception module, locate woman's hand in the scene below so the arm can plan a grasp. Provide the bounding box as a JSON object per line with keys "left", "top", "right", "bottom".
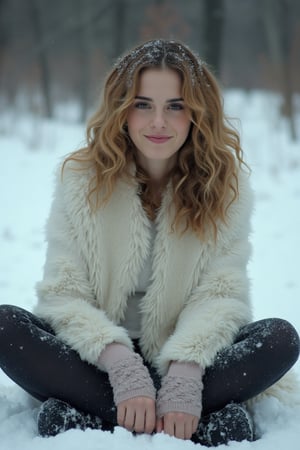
{"left": 97, "top": 343, "right": 156, "bottom": 433}
{"left": 117, "top": 396, "right": 156, "bottom": 434}
{"left": 156, "top": 412, "right": 198, "bottom": 440}
{"left": 155, "top": 361, "right": 204, "bottom": 440}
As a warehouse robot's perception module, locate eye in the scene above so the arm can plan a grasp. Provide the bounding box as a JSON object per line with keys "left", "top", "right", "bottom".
{"left": 168, "top": 103, "right": 184, "bottom": 111}
{"left": 134, "top": 101, "right": 151, "bottom": 109}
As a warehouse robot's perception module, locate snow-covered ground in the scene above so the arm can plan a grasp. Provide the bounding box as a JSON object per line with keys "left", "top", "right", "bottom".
{"left": 0, "top": 90, "right": 300, "bottom": 449}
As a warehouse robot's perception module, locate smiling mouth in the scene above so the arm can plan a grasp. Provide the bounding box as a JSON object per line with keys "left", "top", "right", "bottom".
{"left": 145, "top": 135, "right": 172, "bottom": 144}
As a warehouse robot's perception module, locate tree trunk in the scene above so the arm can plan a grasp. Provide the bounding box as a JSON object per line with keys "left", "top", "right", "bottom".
{"left": 261, "top": 0, "right": 296, "bottom": 140}
{"left": 28, "top": 0, "right": 53, "bottom": 118}
{"left": 76, "top": 0, "right": 92, "bottom": 122}
{"left": 202, "top": 0, "right": 225, "bottom": 77}
{"left": 112, "top": 0, "right": 126, "bottom": 60}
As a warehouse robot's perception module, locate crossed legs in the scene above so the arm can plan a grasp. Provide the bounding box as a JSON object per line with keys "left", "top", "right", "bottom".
{"left": 0, "top": 304, "right": 299, "bottom": 423}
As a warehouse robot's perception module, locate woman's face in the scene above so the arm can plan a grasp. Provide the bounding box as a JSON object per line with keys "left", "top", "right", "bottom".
{"left": 127, "top": 68, "right": 191, "bottom": 170}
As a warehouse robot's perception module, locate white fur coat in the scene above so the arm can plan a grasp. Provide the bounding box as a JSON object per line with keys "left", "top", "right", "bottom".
{"left": 34, "top": 160, "right": 299, "bottom": 405}
{"left": 35, "top": 161, "right": 254, "bottom": 377}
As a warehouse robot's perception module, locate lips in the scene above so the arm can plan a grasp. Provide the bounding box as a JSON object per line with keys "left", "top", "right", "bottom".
{"left": 145, "top": 135, "right": 172, "bottom": 144}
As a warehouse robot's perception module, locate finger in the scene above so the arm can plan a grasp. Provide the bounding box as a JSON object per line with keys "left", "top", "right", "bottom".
{"left": 133, "top": 407, "right": 146, "bottom": 434}
{"left": 117, "top": 404, "right": 126, "bottom": 427}
{"left": 184, "top": 420, "right": 193, "bottom": 440}
{"left": 134, "top": 408, "right": 155, "bottom": 434}
{"left": 123, "top": 406, "right": 135, "bottom": 431}
{"left": 129, "top": 397, "right": 155, "bottom": 434}
{"left": 144, "top": 404, "right": 156, "bottom": 434}
{"left": 156, "top": 417, "right": 163, "bottom": 433}
{"left": 174, "top": 416, "right": 185, "bottom": 440}
{"left": 192, "top": 416, "right": 199, "bottom": 435}
{"left": 163, "top": 413, "right": 175, "bottom": 437}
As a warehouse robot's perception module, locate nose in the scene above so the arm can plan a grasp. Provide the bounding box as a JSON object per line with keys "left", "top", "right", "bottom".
{"left": 151, "top": 109, "right": 167, "bottom": 129}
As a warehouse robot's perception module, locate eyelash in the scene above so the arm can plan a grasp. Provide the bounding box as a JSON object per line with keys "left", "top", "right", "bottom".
{"left": 134, "top": 102, "right": 151, "bottom": 109}
{"left": 133, "top": 102, "right": 184, "bottom": 111}
{"left": 169, "top": 103, "right": 184, "bottom": 111}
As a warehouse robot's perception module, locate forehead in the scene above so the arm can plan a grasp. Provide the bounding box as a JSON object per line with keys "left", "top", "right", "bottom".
{"left": 136, "top": 68, "right": 182, "bottom": 97}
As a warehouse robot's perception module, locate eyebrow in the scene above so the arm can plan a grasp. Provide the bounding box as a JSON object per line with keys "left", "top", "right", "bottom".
{"left": 135, "top": 96, "right": 184, "bottom": 102}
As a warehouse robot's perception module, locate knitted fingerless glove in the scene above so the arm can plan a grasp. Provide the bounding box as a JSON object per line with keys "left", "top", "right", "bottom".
{"left": 98, "top": 343, "right": 156, "bottom": 406}
{"left": 156, "top": 361, "right": 204, "bottom": 418}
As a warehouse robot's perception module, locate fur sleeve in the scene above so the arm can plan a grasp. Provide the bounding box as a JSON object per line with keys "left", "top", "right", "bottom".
{"left": 34, "top": 166, "right": 133, "bottom": 365}
{"left": 156, "top": 169, "right": 254, "bottom": 374}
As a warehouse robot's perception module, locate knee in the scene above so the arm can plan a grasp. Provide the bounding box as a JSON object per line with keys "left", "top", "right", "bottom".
{"left": 269, "top": 318, "right": 300, "bottom": 366}
{"left": 0, "top": 304, "right": 24, "bottom": 335}
{"left": 0, "top": 304, "right": 16, "bottom": 323}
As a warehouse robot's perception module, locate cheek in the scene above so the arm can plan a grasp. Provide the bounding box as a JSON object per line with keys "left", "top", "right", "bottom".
{"left": 127, "top": 113, "right": 145, "bottom": 134}
{"left": 175, "top": 118, "right": 191, "bottom": 137}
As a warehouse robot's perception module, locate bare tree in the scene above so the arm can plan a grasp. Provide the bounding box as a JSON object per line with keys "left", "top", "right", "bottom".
{"left": 76, "top": 0, "right": 94, "bottom": 122}
{"left": 1, "top": 0, "right": 299, "bottom": 124}
{"left": 261, "top": 0, "right": 296, "bottom": 140}
{"left": 112, "top": 0, "right": 127, "bottom": 60}
{"left": 28, "top": 0, "right": 53, "bottom": 118}
{"left": 202, "top": 0, "right": 225, "bottom": 76}
{"left": 0, "top": 0, "right": 7, "bottom": 89}
{"left": 139, "top": 0, "right": 190, "bottom": 42}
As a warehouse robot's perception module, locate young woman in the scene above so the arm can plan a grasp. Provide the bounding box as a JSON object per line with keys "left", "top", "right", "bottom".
{"left": 0, "top": 39, "right": 299, "bottom": 447}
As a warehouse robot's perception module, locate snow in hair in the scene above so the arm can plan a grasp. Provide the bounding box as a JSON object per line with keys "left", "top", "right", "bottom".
{"left": 113, "top": 39, "right": 206, "bottom": 87}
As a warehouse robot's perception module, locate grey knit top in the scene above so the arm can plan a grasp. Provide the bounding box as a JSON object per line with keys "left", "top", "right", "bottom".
{"left": 119, "top": 222, "right": 156, "bottom": 338}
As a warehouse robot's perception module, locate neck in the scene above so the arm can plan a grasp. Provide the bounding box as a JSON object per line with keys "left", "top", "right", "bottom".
{"left": 137, "top": 154, "right": 176, "bottom": 188}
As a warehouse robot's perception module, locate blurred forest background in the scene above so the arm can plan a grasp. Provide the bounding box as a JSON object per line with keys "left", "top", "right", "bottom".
{"left": 0, "top": 0, "right": 299, "bottom": 139}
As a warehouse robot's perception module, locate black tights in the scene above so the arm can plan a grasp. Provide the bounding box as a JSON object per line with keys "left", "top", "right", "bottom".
{"left": 0, "top": 304, "right": 299, "bottom": 424}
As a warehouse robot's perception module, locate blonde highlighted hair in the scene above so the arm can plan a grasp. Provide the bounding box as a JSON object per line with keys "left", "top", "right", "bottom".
{"left": 63, "top": 39, "right": 248, "bottom": 240}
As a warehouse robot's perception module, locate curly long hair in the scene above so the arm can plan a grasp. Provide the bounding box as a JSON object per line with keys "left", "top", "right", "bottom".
{"left": 63, "top": 39, "right": 248, "bottom": 240}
